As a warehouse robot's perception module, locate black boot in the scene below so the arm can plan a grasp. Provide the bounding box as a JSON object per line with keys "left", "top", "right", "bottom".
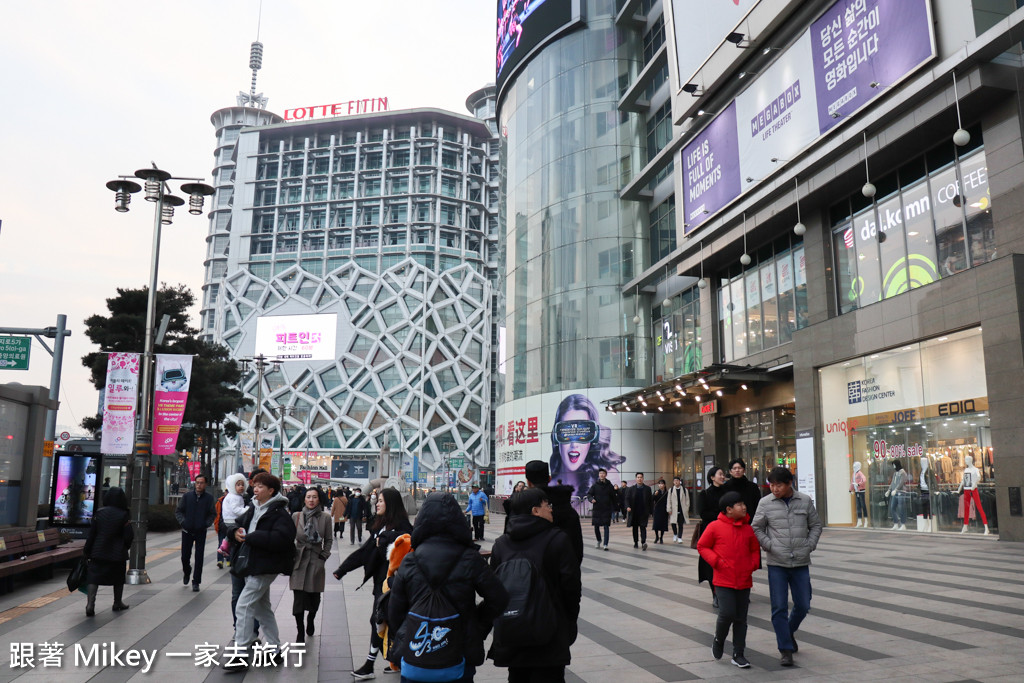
{"left": 295, "top": 614, "right": 305, "bottom": 643}
{"left": 112, "top": 583, "right": 129, "bottom": 611}
{"left": 306, "top": 611, "right": 316, "bottom": 636}
{"left": 86, "top": 584, "right": 97, "bottom": 617}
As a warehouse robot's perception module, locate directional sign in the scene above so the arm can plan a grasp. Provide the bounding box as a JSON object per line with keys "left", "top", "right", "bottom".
{"left": 448, "top": 457, "right": 465, "bottom": 469}
{"left": 0, "top": 336, "right": 30, "bottom": 370}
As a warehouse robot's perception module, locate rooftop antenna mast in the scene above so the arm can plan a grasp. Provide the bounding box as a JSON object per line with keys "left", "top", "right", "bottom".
{"left": 237, "top": 0, "right": 268, "bottom": 109}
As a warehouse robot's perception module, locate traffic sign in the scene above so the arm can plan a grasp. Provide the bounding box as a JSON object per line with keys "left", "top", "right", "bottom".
{"left": 0, "top": 336, "right": 30, "bottom": 370}
{"left": 449, "top": 457, "right": 465, "bottom": 469}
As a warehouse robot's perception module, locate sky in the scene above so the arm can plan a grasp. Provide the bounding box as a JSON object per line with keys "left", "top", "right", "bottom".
{"left": 0, "top": 0, "right": 496, "bottom": 437}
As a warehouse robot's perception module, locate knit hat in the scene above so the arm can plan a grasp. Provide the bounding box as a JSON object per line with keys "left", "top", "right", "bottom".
{"left": 524, "top": 460, "right": 550, "bottom": 486}
{"left": 719, "top": 491, "right": 744, "bottom": 512}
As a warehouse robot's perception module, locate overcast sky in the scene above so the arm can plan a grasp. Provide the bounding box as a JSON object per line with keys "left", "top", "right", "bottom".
{"left": 0, "top": 0, "right": 495, "bottom": 435}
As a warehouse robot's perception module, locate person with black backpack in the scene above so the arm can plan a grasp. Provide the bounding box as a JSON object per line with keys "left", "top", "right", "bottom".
{"left": 488, "top": 488, "right": 582, "bottom": 683}
{"left": 387, "top": 492, "right": 508, "bottom": 682}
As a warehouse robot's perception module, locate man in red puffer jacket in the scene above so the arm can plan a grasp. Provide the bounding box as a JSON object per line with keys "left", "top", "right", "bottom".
{"left": 696, "top": 490, "right": 760, "bottom": 670}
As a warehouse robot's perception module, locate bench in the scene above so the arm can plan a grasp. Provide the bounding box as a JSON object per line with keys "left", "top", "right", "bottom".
{"left": 0, "top": 528, "right": 84, "bottom": 594}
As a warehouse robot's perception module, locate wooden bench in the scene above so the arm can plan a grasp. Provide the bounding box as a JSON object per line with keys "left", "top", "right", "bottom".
{"left": 0, "top": 528, "right": 84, "bottom": 594}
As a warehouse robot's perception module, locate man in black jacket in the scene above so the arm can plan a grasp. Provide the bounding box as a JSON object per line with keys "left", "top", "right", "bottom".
{"left": 586, "top": 468, "right": 617, "bottom": 551}
{"left": 346, "top": 488, "right": 367, "bottom": 545}
{"left": 223, "top": 472, "right": 295, "bottom": 670}
{"left": 489, "top": 488, "right": 582, "bottom": 682}
{"left": 175, "top": 474, "right": 216, "bottom": 592}
{"left": 723, "top": 458, "right": 763, "bottom": 520}
{"left": 525, "top": 460, "right": 583, "bottom": 564}
{"left": 625, "top": 472, "right": 653, "bottom": 550}
{"left": 388, "top": 493, "right": 508, "bottom": 680}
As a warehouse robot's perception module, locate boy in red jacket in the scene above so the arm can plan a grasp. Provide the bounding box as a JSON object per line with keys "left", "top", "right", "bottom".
{"left": 697, "top": 490, "right": 760, "bottom": 669}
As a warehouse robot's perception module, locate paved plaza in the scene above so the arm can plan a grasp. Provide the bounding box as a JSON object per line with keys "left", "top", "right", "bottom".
{"left": 0, "top": 517, "right": 1022, "bottom": 682}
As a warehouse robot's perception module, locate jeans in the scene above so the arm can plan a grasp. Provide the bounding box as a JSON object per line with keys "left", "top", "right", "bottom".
{"left": 350, "top": 519, "right": 363, "bottom": 544}
{"left": 181, "top": 530, "right": 207, "bottom": 585}
{"left": 234, "top": 574, "right": 279, "bottom": 647}
{"left": 230, "top": 572, "right": 260, "bottom": 634}
{"left": 593, "top": 525, "right": 609, "bottom": 546}
{"left": 714, "top": 587, "right": 750, "bottom": 656}
{"left": 889, "top": 492, "right": 907, "bottom": 525}
{"left": 855, "top": 491, "right": 867, "bottom": 519}
{"left": 767, "top": 565, "right": 811, "bottom": 652}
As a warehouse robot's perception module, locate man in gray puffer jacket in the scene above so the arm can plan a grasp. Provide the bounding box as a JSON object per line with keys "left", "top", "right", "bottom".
{"left": 750, "top": 467, "right": 822, "bottom": 668}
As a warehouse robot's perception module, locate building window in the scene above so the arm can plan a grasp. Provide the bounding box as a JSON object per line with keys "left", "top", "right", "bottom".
{"left": 830, "top": 129, "right": 990, "bottom": 313}
{"left": 645, "top": 101, "right": 672, "bottom": 164}
{"left": 649, "top": 197, "right": 676, "bottom": 264}
{"left": 642, "top": 15, "right": 665, "bottom": 65}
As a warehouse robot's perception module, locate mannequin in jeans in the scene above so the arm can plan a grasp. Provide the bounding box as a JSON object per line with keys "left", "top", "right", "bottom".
{"left": 850, "top": 462, "right": 867, "bottom": 527}
{"left": 884, "top": 461, "right": 908, "bottom": 530}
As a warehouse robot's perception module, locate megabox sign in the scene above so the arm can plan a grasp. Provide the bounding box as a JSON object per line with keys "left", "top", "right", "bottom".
{"left": 682, "top": 0, "right": 935, "bottom": 232}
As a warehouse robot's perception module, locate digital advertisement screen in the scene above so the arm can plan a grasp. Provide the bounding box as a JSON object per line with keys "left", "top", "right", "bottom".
{"left": 254, "top": 313, "right": 338, "bottom": 361}
{"left": 496, "top": 0, "right": 580, "bottom": 95}
{"left": 50, "top": 453, "right": 100, "bottom": 527}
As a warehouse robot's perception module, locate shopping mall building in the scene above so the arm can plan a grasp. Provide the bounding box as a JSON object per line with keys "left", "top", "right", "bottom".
{"left": 495, "top": 0, "right": 1024, "bottom": 540}
{"left": 199, "top": 62, "right": 500, "bottom": 485}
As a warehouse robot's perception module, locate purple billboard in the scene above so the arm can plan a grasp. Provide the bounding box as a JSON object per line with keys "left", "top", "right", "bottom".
{"left": 682, "top": 102, "right": 741, "bottom": 233}
{"left": 812, "top": 0, "right": 934, "bottom": 133}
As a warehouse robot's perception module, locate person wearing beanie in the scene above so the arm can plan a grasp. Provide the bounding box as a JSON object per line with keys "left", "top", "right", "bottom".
{"left": 521, "top": 460, "right": 583, "bottom": 564}
{"left": 697, "top": 491, "right": 761, "bottom": 669}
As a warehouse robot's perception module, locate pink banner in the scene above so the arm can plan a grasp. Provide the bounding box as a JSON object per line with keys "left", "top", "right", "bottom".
{"left": 187, "top": 461, "right": 201, "bottom": 480}
{"left": 152, "top": 354, "right": 193, "bottom": 456}
{"left": 100, "top": 353, "right": 139, "bottom": 454}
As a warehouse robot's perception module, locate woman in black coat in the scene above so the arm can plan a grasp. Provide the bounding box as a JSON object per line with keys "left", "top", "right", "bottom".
{"left": 651, "top": 479, "right": 669, "bottom": 543}
{"left": 334, "top": 488, "right": 413, "bottom": 680}
{"left": 388, "top": 493, "right": 509, "bottom": 680}
{"left": 83, "top": 487, "right": 133, "bottom": 616}
{"left": 697, "top": 467, "right": 727, "bottom": 605}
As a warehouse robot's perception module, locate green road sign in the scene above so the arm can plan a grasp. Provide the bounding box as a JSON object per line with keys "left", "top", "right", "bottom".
{"left": 448, "top": 457, "right": 465, "bottom": 469}
{"left": 0, "top": 336, "right": 30, "bottom": 370}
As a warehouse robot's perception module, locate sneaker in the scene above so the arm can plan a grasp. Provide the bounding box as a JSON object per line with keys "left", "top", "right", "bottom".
{"left": 596, "top": 542, "right": 602, "bottom": 550}
{"left": 780, "top": 650, "right": 794, "bottom": 667}
{"left": 603, "top": 545, "right": 609, "bottom": 551}
{"left": 352, "top": 660, "right": 376, "bottom": 679}
{"left": 634, "top": 543, "right": 639, "bottom": 548}
{"left": 672, "top": 535, "right": 679, "bottom": 543}
{"left": 642, "top": 543, "right": 648, "bottom": 551}
{"left": 383, "top": 666, "right": 400, "bottom": 674}
{"left": 711, "top": 637, "right": 724, "bottom": 660}
{"left": 731, "top": 654, "right": 750, "bottom": 668}
{"left": 217, "top": 561, "right": 223, "bottom": 569}
{"left": 192, "top": 584, "right": 200, "bottom": 592}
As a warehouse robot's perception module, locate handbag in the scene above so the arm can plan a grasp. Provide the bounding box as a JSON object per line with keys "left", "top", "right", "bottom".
{"left": 67, "top": 557, "right": 88, "bottom": 593}
{"left": 689, "top": 521, "right": 703, "bottom": 549}
{"left": 229, "top": 542, "right": 251, "bottom": 577}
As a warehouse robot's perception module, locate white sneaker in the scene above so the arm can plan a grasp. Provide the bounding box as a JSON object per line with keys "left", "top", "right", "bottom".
{"left": 898, "top": 524, "right": 906, "bottom": 531}
{"left": 596, "top": 542, "right": 602, "bottom": 550}
{"left": 603, "top": 544, "right": 608, "bottom": 551}
{"left": 892, "top": 523, "right": 899, "bottom": 530}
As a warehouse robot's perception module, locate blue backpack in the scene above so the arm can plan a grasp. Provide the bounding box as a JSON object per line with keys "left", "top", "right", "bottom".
{"left": 399, "top": 573, "right": 466, "bottom": 682}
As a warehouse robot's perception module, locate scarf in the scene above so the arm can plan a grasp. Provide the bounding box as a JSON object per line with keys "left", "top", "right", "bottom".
{"left": 301, "top": 506, "right": 322, "bottom": 545}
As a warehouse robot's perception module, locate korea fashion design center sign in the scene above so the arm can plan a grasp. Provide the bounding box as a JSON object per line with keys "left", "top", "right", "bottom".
{"left": 682, "top": 0, "right": 935, "bottom": 232}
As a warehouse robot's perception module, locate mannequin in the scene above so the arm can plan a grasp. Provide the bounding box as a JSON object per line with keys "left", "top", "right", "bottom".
{"left": 958, "top": 454, "right": 990, "bottom": 535}
{"left": 884, "top": 461, "right": 908, "bottom": 530}
{"left": 850, "top": 462, "right": 867, "bottom": 527}
{"left": 918, "top": 456, "right": 932, "bottom": 532}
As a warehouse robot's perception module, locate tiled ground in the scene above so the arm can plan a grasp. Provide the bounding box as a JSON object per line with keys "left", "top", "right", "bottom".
{"left": 0, "top": 518, "right": 1021, "bottom": 682}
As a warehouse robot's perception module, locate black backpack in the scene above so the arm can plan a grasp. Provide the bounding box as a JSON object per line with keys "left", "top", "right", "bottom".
{"left": 398, "top": 566, "right": 466, "bottom": 681}
{"left": 492, "top": 531, "right": 558, "bottom": 648}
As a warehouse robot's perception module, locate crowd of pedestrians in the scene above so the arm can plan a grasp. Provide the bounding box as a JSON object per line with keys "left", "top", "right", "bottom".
{"left": 76, "top": 456, "right": 819, "bottom": 680}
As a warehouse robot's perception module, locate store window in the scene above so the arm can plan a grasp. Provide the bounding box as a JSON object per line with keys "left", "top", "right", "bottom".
{"left": 654, "top": 286, "right": 701, "bottom": 381}
{"left": 726, "top": 405, "right": 796, "bottom": 499}
{"left": 719, "top": 236, "right": 807, "bottom": 362}
{"left": 818, "top": 327, "right": 995, "bottom": 534}
{"left": 831, "top": 127, "right": 990, "bottom": 312}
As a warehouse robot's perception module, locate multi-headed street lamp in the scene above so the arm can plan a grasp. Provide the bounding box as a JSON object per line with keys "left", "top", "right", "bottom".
{"left": 105, "top": 167, "right": 214, "bottom": 585}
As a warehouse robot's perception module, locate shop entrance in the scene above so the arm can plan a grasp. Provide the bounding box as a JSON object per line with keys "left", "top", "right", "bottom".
{"left": 728, "top": 405, "right": 796, "bottom": 499}
{"left": 673, "top": 422, "right": 703, "bottom": 518}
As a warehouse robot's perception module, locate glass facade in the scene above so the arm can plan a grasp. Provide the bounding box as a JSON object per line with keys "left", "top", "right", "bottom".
{"left": 831, "top": 129, "right": 992, "bottom": 313}
{"left": 819, "top": 327, "right": 995, "bottom": 534}
{"left": 718, "top": 238, "right": 807, "bottom": 363}
{"left": 499, "top": 2, "right": 644, "bottom": 403}
{"left": 653, "top": 286, "right": 701, "bottom": 382}
{"left": 726, "top": 406, "right": 796, "bottom": 499}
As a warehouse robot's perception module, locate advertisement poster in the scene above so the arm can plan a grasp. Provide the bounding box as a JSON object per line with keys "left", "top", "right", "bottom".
{"left": 496, "top": 0, "right": 579, "bottom": 93}
{"left": 670, "top": 0, "right": 760, "bottom": 91}
{"left": 152, "top": 354, "right": 193, "bottom": 456}
{"left": 331, "top": 459, "right": 371, "bottom": 480}
{"left": 187, "top": 461, "right": 201, "bottom": 481}
{"left": 100, "top": 353, "right": 139, "bottom": 455}
{"left": 680, "top": 0, "right": 935, "bottom": 233}
{"left": 254, "top": 313, "right": 338, "bottom": 361}
{"left": 50, "top": 454, "right": 99, "bottom": 527}
{"left": 495, "top": 388, "right": 658, "bottom": 499}
{"left": 239, "top": 432, "right": 254, "bottom": 472}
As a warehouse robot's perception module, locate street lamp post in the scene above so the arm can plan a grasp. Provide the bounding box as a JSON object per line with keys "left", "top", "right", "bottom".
{"left": 239, "top": 354, "right": 280, "bottom": 474}
{"left": 106, "top": 167, "right": 214, "bottom": 585}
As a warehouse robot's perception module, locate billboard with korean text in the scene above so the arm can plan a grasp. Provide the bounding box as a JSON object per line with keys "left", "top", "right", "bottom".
{"left": 254, "top": 313, "right": 338, "bottom": 361}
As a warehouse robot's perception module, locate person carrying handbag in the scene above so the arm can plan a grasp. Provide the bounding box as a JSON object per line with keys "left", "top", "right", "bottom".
{"left": 82, "top": 487, "right": 133, "bottom": 616}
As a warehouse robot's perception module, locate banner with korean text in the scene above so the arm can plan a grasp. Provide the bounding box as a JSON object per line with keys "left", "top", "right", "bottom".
{"left": 239, "top": 433, "right": 255, "bottom": 472}
{"left": 152, "top": 354, "right": 193, "bottom": 456}
{"left": 100, "top": 353, "right": 139, "bottom": 454}
{"left": 682, "top": 0, "right": 935, "bottom": 233}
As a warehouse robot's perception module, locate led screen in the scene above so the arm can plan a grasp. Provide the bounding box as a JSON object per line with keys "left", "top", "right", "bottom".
{"left": 496, "top": 0, "right": 579, "bottom": 95}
